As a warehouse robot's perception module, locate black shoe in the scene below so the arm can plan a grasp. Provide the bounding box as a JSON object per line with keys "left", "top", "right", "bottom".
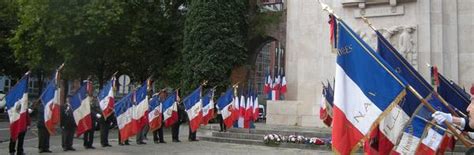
{"left": 63, "top": 148, "right": 68, "bottom": 151}
{"left": 85, "top": 146, "right": 96, "bottom": 149}
{"left": 172, "top": 139, "right": 181, "bottom": 142}
{"left": 124, "top": 142, "right": 130, "bottom": 145}
{"left": 39, "top": 150, "right": 52, "bottom": 153}
{"left": 137, "top": 141, "right": 146, "bottom": 145}
{"left": 159, "top": 141, "right": 166, "bottom": 143}
{"left": 102, "top": 144, "right": 112, "bottom": 147}
{"left": 68, "top": 147, "right": 76, "bottom": 151}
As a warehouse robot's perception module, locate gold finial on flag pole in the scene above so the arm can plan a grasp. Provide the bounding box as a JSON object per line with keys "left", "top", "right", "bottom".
{"left": 317, "top": 0, "right": 337, "bottom": 18}
{"left": 360, "top": 15, "right": 377, "bottom": 31}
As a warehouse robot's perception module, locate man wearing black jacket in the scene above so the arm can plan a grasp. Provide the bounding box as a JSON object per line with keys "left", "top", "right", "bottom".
{"left": 83, "top": 99, "right": 101, "bottom": 149}
{"left": 9, "top": 106, "right": 32, "bottom": 155}
{"left": 61, "top": 102, "right": 76, "bottom": 151}
{"left": 153, "top": 90, "right": 167, "bottom": 144}
{"left": 172, "top": 102, "right": 186, "bottom": 142}
{"left": 37, "top": 103, "right": 52, "bottom": 153}
{"left": 99, "top": 113, "right": 113, "bottom": 147}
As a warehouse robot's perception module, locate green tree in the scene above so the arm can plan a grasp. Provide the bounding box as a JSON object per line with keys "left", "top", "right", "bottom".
{"left": 181, "top": 0, "right": 248, "bottom": 94}
{"left": 0, "top": 0, "right": 27, "bottom": 77}
{"left": 10, "top": 0, "right": 186, "bottom": 87}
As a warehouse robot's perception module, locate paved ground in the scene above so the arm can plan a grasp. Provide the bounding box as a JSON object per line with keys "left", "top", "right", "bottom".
{"left": 0, "top": 121, "right": 332, "bottom": 155}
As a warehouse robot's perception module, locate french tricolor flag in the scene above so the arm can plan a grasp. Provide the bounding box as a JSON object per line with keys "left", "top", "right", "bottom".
{"left": 183, "top": 87, "right": 203, "bottom": 133}
{"left": 114, "top": 92, "right": 135, "bottom": 143}
{"left": 392, "top": 112, "right": 427, "bottom": 154}
{"left": 233, "top": 92, "right": 240, "bottom": 122}
{"left": 70, "top": 82, "right": 92, "bottom": 137}
{"left": 201, "top": 89, "right": 215, "bottom": 125}
{"left": 5, "top": 73, "right": 29, "bottom": 141}
{"left": 98, "top": 77, "right": 115, "bottom": 119}
{"left": 416, "top": 96, "right": 448, "bottom": 155}
{"left": 163, "top": 91, "right": 178, "bottom": 127}
{"left": 40, "top": 71, "right": 61, "bottom": 135}
{"left": 332, "top": 20, "right": 407, "bottom": 154}
{"left": 133, "top": 82, "right": 149, "bottom": 131}
{"left": 244, "top": 93, "right": 253, "bottom": 128}
{"left": 238, "top": 94, "right": 245, "bottom": 128}
{"left": 264, "top": 70, "right": 271, "bottom": 95}
{"left": 417, "top": 126, "right": 445, "bottom": 155}
{"left": 252, "top": 94, "right": 259, "bottom": 121}
{"left": 148, "top": 95, "right": 162, "bottom": 132}
{"left": 217, "top": 88, "right": 236, "bottom": 129}
{"left": 280, "top": 74, "right": 287, "bottom": 94}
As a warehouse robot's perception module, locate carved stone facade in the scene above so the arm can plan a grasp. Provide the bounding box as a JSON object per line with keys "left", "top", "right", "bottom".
{"left": 357, "top": 25, "right": 418, "bottom": 68}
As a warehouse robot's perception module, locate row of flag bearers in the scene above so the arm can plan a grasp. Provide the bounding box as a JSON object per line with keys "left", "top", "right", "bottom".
{"left": 4, "top": 66, "right": 261, "bottom": 154}
{"left": 318, "top": 2, "right": 474, "bottom": 154}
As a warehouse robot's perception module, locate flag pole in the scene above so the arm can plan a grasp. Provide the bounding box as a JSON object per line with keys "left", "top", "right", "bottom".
{"left": 316, "top": 0, "right": 340, "bottom": 20}
{"left": 426, "top": 63, "right": 468, "bottom": 118}
{"left": 359, "top": 16, "right": 473, "bottom": 146}
{"left": 414, "top": 115, "right": 454, "bottom": 135}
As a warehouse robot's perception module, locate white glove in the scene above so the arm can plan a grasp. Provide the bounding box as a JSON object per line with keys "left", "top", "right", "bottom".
{"left": 468, "top": 132, "right": 474, "bottom": 140}
{"left": 28, "top": 108, "right": 33, "bottom": 114}
{"left": 431, "top": 111, "right": 452, "bottom": 125}
{"left": 96, "top": 113, "right": 102, "bottom": 119}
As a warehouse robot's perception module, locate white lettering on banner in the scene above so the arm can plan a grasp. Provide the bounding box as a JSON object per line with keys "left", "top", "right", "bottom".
{"left": 395, "top": 126, "right": 418, "bottom": 155}
{"left": 334, "top": 65, "right": 383, "bottom": 135}
{"left": 380, "top": 106, "right": 410, "bottom": 144}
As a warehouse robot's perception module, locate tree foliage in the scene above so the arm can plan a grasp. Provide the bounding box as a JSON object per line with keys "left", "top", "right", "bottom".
{"left": 0, "top": 0, "right": 26, "bottom": 77}
{"left": 9, "top": 0, "right": 186, "bottom": 87}
{"left": 181, "top": 0, "right": 248, "bottom": 94}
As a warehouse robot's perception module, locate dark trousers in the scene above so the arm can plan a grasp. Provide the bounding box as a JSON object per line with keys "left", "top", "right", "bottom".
{"left": 136, "top": 125, "right": 149, "bottom": 143}
{"left": 38, "top": 127, "right": 50, "bottom": 151}
{"left": 218, "top": 114, "right": 226, "bottom": 131}
{"left": 153, "top": 126, "right": 164, "bottom": 142}
{"left": 100, "top": 118, "right": 111, "bottom": 146}
{"left": 83, "top": 129, "right": 94, "bottom": 147}
{"left": 171, "top": 122, "right": 180, "bottom": 140}
{"left": 61, "top": 127, "right": 75, "bottom": 149}
{"left": 188, "top": 126, "right": 197, "bottom": 140}
{"left": 118, "top": 132, "right": 129, "bottom": 145}
{"left": 9, "top": 131, "right": 26, "bottom": 154}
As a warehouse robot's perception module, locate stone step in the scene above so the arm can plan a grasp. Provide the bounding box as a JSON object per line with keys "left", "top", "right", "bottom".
{"left": 199, "top": 136, "right": 332, "bottom": 151}
{"left": 202, "top": 125, "right": 331, "bottom": 138}
{"left": 228, "top": 128, "right": 331, "bottom": 138}
{"left": 212, "top": 131, "right": 264, "bottom": 141}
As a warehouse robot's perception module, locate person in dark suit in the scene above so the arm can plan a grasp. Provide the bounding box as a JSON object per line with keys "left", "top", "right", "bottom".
{"left": 217, "top": 94, "right": 226, "bottom": 132}
{"left": 153, "top": 90, "right": 167, "bottom": 144}
{"left": 61, "top": 102, "right": 76, "bottom": 151}
{"left": 37, "top": 103, "right": 52, "bottom": 153}
{"left": 99, "top": 112, "right": 113, "bottom": 147}
{"left": 172, "top": 100, "right": 185, "bottom": 142}
{"left": 187, "top": 113, "right": 198, "bottom": 142}
{"left": 83, "top": 99, "right": 101, "bottom": 149}
{"left": 9, "top": 106, "right": 32, "bottom": 155}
